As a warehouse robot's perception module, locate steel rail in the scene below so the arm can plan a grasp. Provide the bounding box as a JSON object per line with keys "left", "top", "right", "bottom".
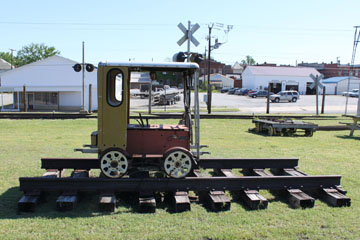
{"left": 19, "top": 175, "right": 341, "bottom": 192}
{"left": 41, "top": 158, "right": 299, "bottom": 170}
{"left": 0, "top": 113, "right": 339, "bottom": 120}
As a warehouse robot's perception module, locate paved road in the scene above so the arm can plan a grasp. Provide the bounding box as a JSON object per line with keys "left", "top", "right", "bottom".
{"left": 2, "top": 92, "right": 358, "bottom": 114}
{"left": 131, "top": 93, "right": 360, "bottom": 114}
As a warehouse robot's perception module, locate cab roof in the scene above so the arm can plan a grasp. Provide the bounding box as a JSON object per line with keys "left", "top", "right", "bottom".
{"left": 98, "top": 62, "right": 199, "bottom": 73}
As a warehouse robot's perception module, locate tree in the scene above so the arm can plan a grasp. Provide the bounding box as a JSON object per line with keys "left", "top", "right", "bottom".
{"left": 16, "top": 43, "right": 60, "bottom": 66}
{"left": 241, "top": 55, "right": 256, "bottom": 65}
{"left": 0, "top": 52, "right": 12, "bottom": 63}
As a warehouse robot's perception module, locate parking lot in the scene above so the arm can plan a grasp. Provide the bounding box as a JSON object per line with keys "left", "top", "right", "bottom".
{"left": 131, "top": 93, "right": 360, "bottom": 114}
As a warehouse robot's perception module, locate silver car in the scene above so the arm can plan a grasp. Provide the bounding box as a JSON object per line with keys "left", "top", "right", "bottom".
{"left": 270, "top": 90, "right": 300, "bottom": 103}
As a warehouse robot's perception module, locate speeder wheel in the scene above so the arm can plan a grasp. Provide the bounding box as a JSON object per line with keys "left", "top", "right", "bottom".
{"left": 100, "top": 150, "right": 128, "bottom": 178}
{"left": 164, "top": 149, "right": 193, "bottom": 178}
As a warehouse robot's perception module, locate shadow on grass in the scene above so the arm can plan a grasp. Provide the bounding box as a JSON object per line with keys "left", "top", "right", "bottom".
{"left": 0, "top": 187, "right": 154, "bottom": 219}
{"left": 247, "top": 130, "right": 311, "bottom": 138}
{"left": 336, "top": 135, "right": 360, "bottom": 140}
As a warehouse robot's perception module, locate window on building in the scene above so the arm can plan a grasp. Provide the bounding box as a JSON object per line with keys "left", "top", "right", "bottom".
{"left": 356, "top": 69, "right": 359, "bottom": 76}
{"left": 34, "top": 92, "right": 58, "bottom": 105}
{"left": 338, "top": 69, "right": 342, "bottom": 76}
{"left": 344, "top": 69, "right": 348, "bottom": 76}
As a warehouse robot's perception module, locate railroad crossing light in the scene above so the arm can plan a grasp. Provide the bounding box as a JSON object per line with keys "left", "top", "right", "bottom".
{"left": 86, "top": 64, "right": 94, "bottom": 72}
{"left": 173, "top": 52, "right": 187, "bottom": 62}
{"left": 150, "top": 72, "right": 157, "bottom": 81}
{"left": 73, "top": 64, "right": 82, "bottom": 72}
{"left": 190, "top": 53, "right": 204, "bottom": 64}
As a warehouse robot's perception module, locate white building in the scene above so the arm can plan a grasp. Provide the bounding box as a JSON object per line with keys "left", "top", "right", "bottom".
{"left": 199, "top": 74, "right": 234, "bottom": 89}
{"left": 0, "top": 55, "right": 97, "bottom": 111}
{"left": 242, "top": 66, "right": 321, "bottom": 94}
{"left": 322, "top": 76, "right": 360, "bottom": 95}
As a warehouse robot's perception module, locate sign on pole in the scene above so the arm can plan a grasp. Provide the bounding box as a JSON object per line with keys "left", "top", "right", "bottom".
{"left": 309, "top": 74, "right": 324, "bottom": 115}
{"left": 177, "top": 21, "right": 200, "bottom": 62}
{"left": 177, "top": 22, "right": 200, "bottom": 47}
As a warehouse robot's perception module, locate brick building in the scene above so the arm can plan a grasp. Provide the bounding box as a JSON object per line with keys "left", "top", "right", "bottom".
{"left": 298, "top": 62, "right": 360, "bottom": 78}
{"left": 198, "top": 59, "right": 227, "bottom": 76}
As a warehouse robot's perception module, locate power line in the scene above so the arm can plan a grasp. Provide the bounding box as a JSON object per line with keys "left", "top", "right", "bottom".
{"left": 0, "top": 21, "right": 175, "bottom": 26}
{"left": 0, "top": 21, "right": 352, "bottom": 33}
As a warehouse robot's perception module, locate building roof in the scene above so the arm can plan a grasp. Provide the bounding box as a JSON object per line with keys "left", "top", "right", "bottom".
{"left": 0, "top": 58, "right": 12, "bottom": 70}
{"left": 322, "top": 76, "right": 360, "bottom": 84}
{"left": 0, "top": 55, "right": 78, "bottom": 77}
{"left": 232, "top": 62, "right": 243, "bottom": 70}
{"left": 0, "top": 55, "right": 97, "bottom": 91}
{"left": 245, "top": 66, "right": 320, "bottom": 77}
{"left": 199, "top": 73, "right": 234, "bottom": 82}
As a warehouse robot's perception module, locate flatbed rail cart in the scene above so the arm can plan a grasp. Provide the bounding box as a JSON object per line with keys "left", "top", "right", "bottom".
{"left": 17, "top": 61, "right": 349, "bottom": 213}
{"left": 252, "top": 118, "right": 319, "bottom": 136}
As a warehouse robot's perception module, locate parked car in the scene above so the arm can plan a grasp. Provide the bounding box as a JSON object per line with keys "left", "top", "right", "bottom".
{"left": 234, "top": 88, "right": 251, "bottom": 95}
{"left": 247, "top": 90, "right": 257, "bottom": 95}
{"left": 248, "top": 90, "right": 274, "bottom": 98}
{"left": 220, "top": 87, "right": 232, "bottom": 93}
{"left": 234, "top": 88, "right": 248, "bottom": 95}
{"left": 342, "top": 89, "right": 359, "bottom": 96}
{"left": 228, "top": 88, "right": 240, "bottom": 94}
{"left": 349, "top": 89, "right": 359, "bottom": 97}
{"left": 269, "top": 90, "right": 300, "bottom": 103}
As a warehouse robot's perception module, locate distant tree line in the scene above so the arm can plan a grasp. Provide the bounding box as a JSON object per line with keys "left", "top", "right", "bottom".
{"left": 241, "top": 55, "right": 256, "bottom": 65}
{"left": 0, "top": 43, "right": 60, "bottom": 67}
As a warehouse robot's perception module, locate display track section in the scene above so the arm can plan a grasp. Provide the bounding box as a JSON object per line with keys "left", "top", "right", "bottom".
{"left": 18, "top": 158, "right": 351, "bottom": 212}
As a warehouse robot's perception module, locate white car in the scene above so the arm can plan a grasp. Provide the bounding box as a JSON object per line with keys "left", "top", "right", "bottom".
{"left": 269, "top": 91, "right": 300, "bottom": 103}
{"left": 342, "top": 89, "right": 359, "bottom": 96}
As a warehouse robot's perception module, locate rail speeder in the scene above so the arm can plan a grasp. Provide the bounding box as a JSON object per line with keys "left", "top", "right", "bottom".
{"left": 77, "top": 61, "right": 202, "bottom": 179}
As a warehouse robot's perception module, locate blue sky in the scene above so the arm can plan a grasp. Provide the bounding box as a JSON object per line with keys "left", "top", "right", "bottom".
{"left": 1, "top": 0, "right": 360, "bottom": 66}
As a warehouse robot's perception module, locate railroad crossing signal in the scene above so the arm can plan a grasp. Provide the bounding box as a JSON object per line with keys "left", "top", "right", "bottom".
{"left": 309, "top": 74, "right": 324, "bottom": 115}
{"left": 309, "top": 74, "right": 324, "bottom": 89}
{"left": 177, "top": 22, "right": 200, "bottom": 47}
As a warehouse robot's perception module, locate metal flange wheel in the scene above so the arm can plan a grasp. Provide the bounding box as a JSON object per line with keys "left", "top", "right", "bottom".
{"left": 100, "top": 149, "right": 128, "bottom": 178}
{"left": 163, "top": 149, "right": 193, "bottom": 178}
{"left": 305, "top": 129, "right": 313, "bottom": 137}
{"left": 268, "top": 126, "right": 274, "bottom": 136}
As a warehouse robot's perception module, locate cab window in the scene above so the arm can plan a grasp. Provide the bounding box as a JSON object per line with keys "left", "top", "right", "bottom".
{"left": 107, "top": 69, "right": 124, "bottom": 107}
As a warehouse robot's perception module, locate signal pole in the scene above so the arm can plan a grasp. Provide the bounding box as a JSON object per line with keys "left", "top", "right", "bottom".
{"left": 81, "top": 41, "right": 86, "bottom": 113}
{"left": 345, "top": 26, "right": 360, "bottom": 115}
{"left": 207, "top": 24, "right": 213, "bottom": 114}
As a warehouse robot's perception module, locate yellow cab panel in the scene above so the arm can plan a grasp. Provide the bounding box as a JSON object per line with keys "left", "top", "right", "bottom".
{"left": 97, "top": 65, "right": 129, "bottom": 152}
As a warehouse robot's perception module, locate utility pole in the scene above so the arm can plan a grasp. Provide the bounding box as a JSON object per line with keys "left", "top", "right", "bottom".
{"left": 345, "top": 26, "right": 360, "bottom": 115}
{"left": 206, "top": 23, "right": 233, "bottom": 114}
{"left": 9, "top": 49, "right": 16, "bottom": 69}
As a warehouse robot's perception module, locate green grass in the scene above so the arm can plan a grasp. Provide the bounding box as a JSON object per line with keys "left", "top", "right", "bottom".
{"left": 0, "top": 116, "right": 359, "bottom": 239}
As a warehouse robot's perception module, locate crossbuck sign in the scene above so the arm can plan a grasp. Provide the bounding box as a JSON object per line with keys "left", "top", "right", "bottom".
{"left": 309, "top": 74, "right": 324, "bottom": 90}
{"left": 309, "top": 73, "right": 324, "bottom": 115}
{"left": 177, "top": 22, "right": 200, "bottom": 47}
